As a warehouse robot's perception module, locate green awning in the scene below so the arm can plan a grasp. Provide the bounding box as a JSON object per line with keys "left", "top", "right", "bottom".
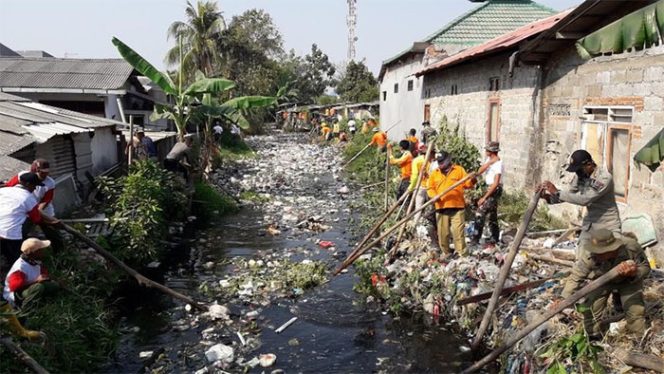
{"left": 634, "top": 128, "right": 664, "bottom": 172}
{"left": 576, "top": 0, "right": 664, "bottom": 59}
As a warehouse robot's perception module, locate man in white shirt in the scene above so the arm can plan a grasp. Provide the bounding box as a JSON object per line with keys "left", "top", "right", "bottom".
{"left": 471, "top": 141, "right": 503, "bottom": 246}
{"left": 348, "top": 119, "right": 357, "bottom": 135}
{"left": 213, "top": 123, "right": 223, "bottom": 143}
{"left": 0, "top": 173, "right": 58, "bottom": 272}
{"left": 4, "top": 159, "right": 63, "bottom": 253}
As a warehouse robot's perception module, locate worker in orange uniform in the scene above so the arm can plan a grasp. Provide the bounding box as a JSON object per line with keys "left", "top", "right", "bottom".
{"left": 407, "top": 128, "right": 420, "bottom": 154}
{"left": 427, "top": 151, "right": 475, "bottom": 257}
{"left": 387, "top": 140, "right": 413, "bottom": 200}
{"left": 320, "top": 122, "right": 332, "bottom": 141}
{"left": 369, "top": 127, "right": 388, "bottom": 152}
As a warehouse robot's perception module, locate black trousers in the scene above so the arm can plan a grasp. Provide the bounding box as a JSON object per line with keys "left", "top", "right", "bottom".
{"left": 0, "top": 238, "right": 22, "bottom": 274}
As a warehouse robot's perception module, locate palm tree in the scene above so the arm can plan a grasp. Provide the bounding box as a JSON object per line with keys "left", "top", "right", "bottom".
{"left": 166, "top": 1, "right": 225, "bottom": 77}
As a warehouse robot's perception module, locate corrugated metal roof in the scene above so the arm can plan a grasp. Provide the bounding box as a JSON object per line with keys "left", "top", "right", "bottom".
{"left": 0, "top": 155, "right": 31, "bottom": 182}
{"left": 23, "top": 122, "right": 91, "bottom": 142}
{"left": 426, "top": 0, "right": 557, "bottom": 46}
{"left": 417, "top": 10, "right": 571, "bottom": 76}
{"left": 0, "top": 131, "right": 34, "bottom": 156}
{"left": 0, "top": 57, "right": 134, "bottom": 90}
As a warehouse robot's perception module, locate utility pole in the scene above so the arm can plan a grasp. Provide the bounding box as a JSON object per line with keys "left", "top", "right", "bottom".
{"left": 347, "top": 0, "right": 357, "bottom": 61}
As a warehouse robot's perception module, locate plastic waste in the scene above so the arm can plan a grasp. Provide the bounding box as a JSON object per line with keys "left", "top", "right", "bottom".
{"left": 205, "top": 343, "right": 234, "bottom": 363}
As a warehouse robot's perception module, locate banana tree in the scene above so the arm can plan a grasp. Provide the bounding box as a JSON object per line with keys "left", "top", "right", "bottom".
{"left": 112, "top": 37, "right": 236, "bottom": 140}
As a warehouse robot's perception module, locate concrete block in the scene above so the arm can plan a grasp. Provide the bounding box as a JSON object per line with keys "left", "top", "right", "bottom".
{"left": 644, "top": 96, "right": 664, "bottom": 112}
{"left": 625, "top": 69, "right": 644, "bottom": 83}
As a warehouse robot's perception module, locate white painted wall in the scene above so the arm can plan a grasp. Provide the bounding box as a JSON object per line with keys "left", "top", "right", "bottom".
{"left": 90, "top": 126, "right": 119, "bottom": 174}
{"left": 379, "top": 53, "right": 426, "bottom": 141}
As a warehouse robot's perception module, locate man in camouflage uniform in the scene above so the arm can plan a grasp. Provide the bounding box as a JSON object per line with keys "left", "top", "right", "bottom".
{"left": 554, "top": 229, "right": 650, "bottom": 337}
{"left": 421, "top": 121, "right": 437, "bottom": 145}
{"left": 540, "top": 149, "right": 621, "bottom": 256}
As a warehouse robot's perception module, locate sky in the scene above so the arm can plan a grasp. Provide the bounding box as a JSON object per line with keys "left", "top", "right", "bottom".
{"left": 0, "top": 0, "right": 581, "bottom": 74}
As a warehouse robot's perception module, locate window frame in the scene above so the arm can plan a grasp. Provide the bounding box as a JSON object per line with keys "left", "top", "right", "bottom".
{"left": 607, "top": 124, "right": 632, "bottom": 202}
{"left": 407, "top": 80, "right": 414, "bottom": 91}
{"left": 486, "top": 98, "right": 501, "bottom": 143}
{"left": 394, "top": 83, "right": 399, "bottom": 94}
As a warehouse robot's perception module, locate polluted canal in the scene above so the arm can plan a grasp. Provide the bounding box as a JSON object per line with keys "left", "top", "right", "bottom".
{"left": 105, "top": 132, "right": 475, "bottom": 373}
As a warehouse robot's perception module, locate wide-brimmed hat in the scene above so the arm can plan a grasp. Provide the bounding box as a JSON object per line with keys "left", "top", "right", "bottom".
{"left": 586, "top": 229, "right": 623, "bottom": 254}
{"left": 21, "top": 238, "right": 51, "bottom": 255}
{"left": 372, "top": 127, "right": 380, "bottom": 132}
{"left": 485, "top": 141, "right": 500, "bottom": 153}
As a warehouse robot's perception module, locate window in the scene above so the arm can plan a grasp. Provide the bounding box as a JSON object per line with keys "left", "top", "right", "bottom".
{"left": 407, "top": 80, "right": 414, "bottom": 91}
{"left": 424, "top": 88, "right": 431, "bottom": 98}
{"left": 382, "top": 91, "right": 387, "bottom": 101}
{"left": 424, "top": 104, "right": 430, "bottom": 122}
{"left": 489, "top": 77, "right": 500, "bottom": 92}
{"left": 580, "top": 106, "right": 634, "bottom": 200}
{"left": 608, "top": 126, "right": 631, "bottom": 198}
{"left": 487, "top": 100, "right": 500, "bottom": 142}
{"left": 394, "top": 83, "right": 399, "bottom": 93}
{"left": 450, "top": 84, "right": 458, "bottom": 95}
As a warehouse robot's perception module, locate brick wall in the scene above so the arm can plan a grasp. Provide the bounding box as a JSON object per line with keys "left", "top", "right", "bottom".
{"left": 540, "top": 45, "right": 664, "bottom": 264}
{"left": 422, "top": 51, "right": 542, "bottom": 189}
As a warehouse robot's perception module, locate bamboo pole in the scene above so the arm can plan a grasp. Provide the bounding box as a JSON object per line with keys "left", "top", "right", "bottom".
{"left": 384, "top": 150, "right": 390, "bottom": 212}
{"left": 391, "top": 141, "right": 435, "bottom": 254}
{"left": 455, "top": 274, "right": 567, "bottom": 306}
{"left": 0, "top": 338, "right": 50, "bottom": 374}
{"left": 342, "top": 143, "right": 372, "bottom": 168}
{"left": 343, "top": 172, "right": 477, "bottom": 270}
{"left": 127, "top": 115, "right": 134, "bottom": 166}
{"left": 461, "top": 261, "right": 632, "bottom": 374}
{"left": 471, "top": 188, "right": 541, "bottom": 351}
{"left": 59, "top": 223, "right": 206, "bottom": 311}
{"left": 528, "top": 253, "right": 574, "bottom": 267}
{"left": 334, "top": 192, "right": 410, "bottom": 275}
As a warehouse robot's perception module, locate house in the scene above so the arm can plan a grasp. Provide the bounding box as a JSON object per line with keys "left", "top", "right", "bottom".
{"left": 379, "top": 0, "right": 556, "bottom": 140}
{"left": 415, "top": 0, "right": 663, "bottom": 261}
{"left": 0, "top": 44, "right": 170, "bottom": 129}
{"left": 0, "top": 92, "right": 125, "bottom": 215}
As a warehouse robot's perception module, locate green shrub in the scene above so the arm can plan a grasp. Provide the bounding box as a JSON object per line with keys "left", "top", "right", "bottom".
{"left": 499, "top": 190, "right": 567, "bottom": 231}
{"left": 0, "top": 250, "right": 119, "bottom": 373}
{"left": 97, "top": 160, "right": 188, "bottom": 264}
{"left": 193, "top": 181, "right": 239, "bottom": 223}
{"left": 434, "top": 116, "right": 481, "bottom": 172}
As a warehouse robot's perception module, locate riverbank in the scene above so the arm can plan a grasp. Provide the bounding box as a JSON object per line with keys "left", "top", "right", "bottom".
{"left": 102, "top": 131, "right": 475, "bottom": 373}
{"left": 341, "top": 131, "right": 664, "bottom": 372}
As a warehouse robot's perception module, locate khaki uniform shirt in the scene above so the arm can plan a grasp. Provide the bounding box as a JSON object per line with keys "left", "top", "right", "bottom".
{"left": 553, "top": 167, "right": 621, "bottom": 238}
{"left": 561, "top": 236, "right": 650, "bottom": 298}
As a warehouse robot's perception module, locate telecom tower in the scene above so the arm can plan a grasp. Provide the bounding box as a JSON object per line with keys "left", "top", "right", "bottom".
{"left": 347, "top": 0, "right": 357, "bottom": 61}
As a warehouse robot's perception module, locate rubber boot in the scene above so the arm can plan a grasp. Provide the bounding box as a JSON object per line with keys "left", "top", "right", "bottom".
{"left": 0, "top": 303, "right": 44, "bottom": 341}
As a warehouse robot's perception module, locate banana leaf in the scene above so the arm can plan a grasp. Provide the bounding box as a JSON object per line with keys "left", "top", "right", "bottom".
{"left": 112, "top": 37, "right": 176, "bottom": 95}
{"left": 184, "top": 78, "right": 236, "bottom": 96}
{"left": 222, "top": 96, "right": 277, "bottom": 110}
{"left": 576, "top": 1, "right": 664, "bottom": 59}
{"left": 634, "top": 128, "right": 664, "bottom": 172}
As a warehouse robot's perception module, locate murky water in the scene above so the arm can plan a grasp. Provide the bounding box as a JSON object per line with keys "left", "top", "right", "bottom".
{"left": 104, "top": 133, "right": 477, "bottom": 373}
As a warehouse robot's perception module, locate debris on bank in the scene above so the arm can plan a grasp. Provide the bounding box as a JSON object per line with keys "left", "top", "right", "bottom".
{"left": 353, "top": 226, "right": 664, "bottom": 372}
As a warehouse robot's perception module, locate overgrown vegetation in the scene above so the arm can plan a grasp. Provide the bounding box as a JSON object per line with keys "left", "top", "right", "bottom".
{"left": 499, "top": 190, "right": 567, "bottom": 231}
{"left": 98, "top": 160, "right": 188, "bottom": 264}
{"left": 192, "top": 181, "right": 239, "bottom": 224}
{"left": 0, "top": 248, "right": 120, "bottom": 373}
{"left": 540, "top": 326, "right": 605, "bottom": 374}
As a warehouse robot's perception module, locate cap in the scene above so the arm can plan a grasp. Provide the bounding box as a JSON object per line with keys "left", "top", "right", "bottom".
{"left": 566, "top": 149, "right": 593, "bottom": 172}
{"left": 485, "top": 141, "right": 500, "bottom": 153}
{"left": 422, "top": 121, "right": 430, "bottom": 127}
{"left": 437, "top": 151, "right": 451, "bottom": 165}
{"left": 19, "top": 172, "right": 44, "bottom": 186}
{"left": 21, "top": 238, "right": 51, "bottom": 255}
{"left": 372, "top": 127, "right": 380, "bottom": 132}
{"left": 586, "top": 229, "right": 623, "bottom": 254}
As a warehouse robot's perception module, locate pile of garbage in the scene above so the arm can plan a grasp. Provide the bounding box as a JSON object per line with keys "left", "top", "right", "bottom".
{"left": 353, "top": 227, "right": 664, "bottom": 372}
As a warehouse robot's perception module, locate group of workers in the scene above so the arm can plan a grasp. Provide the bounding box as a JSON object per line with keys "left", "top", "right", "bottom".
{"left": 0, "top": 160, "right": 63, "bottom": 340}
{"left": 362, "top": 120, "right": 650, "bottom": 339}
{"left": 319, "top": 117, "right": 378, "bottom": 143}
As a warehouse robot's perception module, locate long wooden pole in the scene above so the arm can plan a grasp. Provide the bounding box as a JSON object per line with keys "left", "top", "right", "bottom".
{"left": 342, "top": 143, "right": 372, "bottom": 168}
{"left": 59, "top": 223, "right": 206, "bottom": 311}
{"left": 391, "top": 141, "right": 435, "bottom": 254}
{"left": 334, "top": 191, "right": 410, "bottom": 275}
{"left": 471, "top": 188, "right": 541, "bottom": 351}
{"left": 384, "top": 150, "right": 390, "bottom": 212}
{"left": 455, "top": 274, "right": 567, "bottom": 306}
{"left": 344, "top": 172, "right": 477, "bottom": 270}
{"left": 461, "top": 261, "right": 631, "bottom": 374}
{"left": 127, "top": 115, "right": 134, "bottom": 166}
{"left": 0, "top": 338, "right": 50, "bottom": 374}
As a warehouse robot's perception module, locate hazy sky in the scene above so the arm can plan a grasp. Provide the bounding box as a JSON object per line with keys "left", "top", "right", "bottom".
{"left": 1, "top": 0, "right": 581, "bottom": 74}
